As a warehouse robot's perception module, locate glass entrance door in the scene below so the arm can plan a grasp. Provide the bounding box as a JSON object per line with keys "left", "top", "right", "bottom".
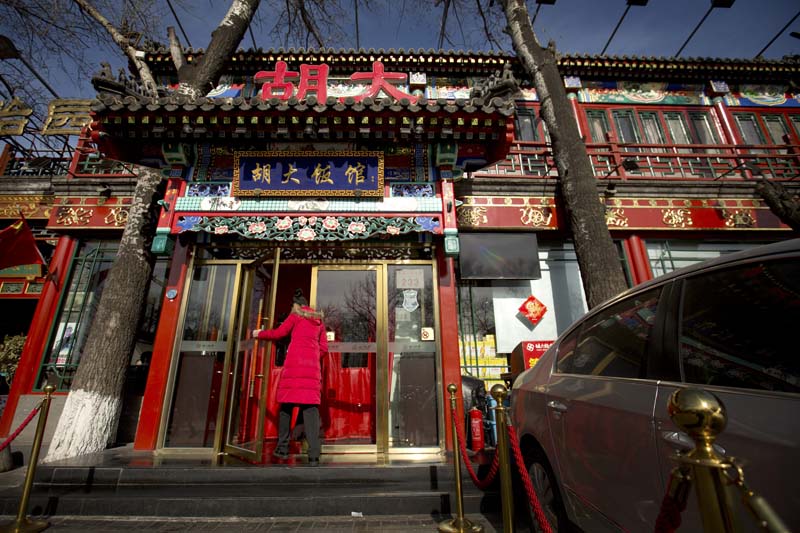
{"left": 312, "top": 266, "right": 384, "bottom": 453}
{"left": 164, "top": 263, "right": 237, "bottom": 449}
{"left": 221, "top": 251, "right": 279, "bottom": 462}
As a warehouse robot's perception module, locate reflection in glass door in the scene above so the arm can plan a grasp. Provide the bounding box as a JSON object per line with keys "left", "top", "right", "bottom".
{"left": 388, "top": 265, "right": 440, "bottom": 449}
{"left": 164, "top": 264, "right": 236, "bottom": 448}
{"left": 222, "top": 257, "right": 278, "bottom": 462}
{"left": 313, "top": 266, "right": 381, "bottom": 451}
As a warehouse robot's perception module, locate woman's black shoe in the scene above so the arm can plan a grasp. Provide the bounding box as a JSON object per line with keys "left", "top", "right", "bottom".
{"left": 308, "top": 458, "right": 320, "bottom": 467}
{"left": 272, "top": 450, "right": 289, "bottom": 460}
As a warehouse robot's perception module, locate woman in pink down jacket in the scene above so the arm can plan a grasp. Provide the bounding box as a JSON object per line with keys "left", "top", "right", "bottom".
{"left": 253, "top": 289, "right": 328, "bottom": 466}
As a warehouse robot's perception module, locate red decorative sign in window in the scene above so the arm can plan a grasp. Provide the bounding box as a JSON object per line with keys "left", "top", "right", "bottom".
{"left": 518, "top": 295, "right": 547, "bottom": 326}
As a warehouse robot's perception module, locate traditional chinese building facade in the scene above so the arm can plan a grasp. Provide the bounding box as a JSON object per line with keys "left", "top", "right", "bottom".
{"left": 0, "top": 48, "right": 796, "bottom": 463}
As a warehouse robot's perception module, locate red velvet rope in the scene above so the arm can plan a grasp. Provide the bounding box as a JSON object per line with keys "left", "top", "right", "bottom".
{"left": 653, "top": 486, "right": 687, "bottom": 533}
{"left": 452, "top": 406, "right": 499, "bottom": 490}
{"left": 507, "top": 424, "right": 553, "bottom": 533}
{"left": 0, "top": 402, "right": 42, "bottom": 453}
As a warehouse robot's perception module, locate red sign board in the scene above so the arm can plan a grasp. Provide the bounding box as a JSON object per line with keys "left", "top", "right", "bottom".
{"left": 522, "top": 340, "right": 554, "bottom": 370}
{"left": 253, "top": 60, "right": 418, "bottom": 103}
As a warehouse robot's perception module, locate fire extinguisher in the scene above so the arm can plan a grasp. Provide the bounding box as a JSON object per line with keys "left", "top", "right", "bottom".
{"left": 469, "top": 407, "right": 485, "bottom": 451}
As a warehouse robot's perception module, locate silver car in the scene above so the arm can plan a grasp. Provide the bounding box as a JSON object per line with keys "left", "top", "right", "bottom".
{"left": 511, "top": 238, "right": 800, "bottom": 532}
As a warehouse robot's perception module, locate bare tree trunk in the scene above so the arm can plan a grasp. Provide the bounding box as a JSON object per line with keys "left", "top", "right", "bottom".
{"left": 500, "top": 0, "right": 628, "bottom": 308}
{"left": 177, "top": 0, "right": 261, "bottom": 97}
{"left": 45, "top": 168, "right": 164, "bottom": 462}
{"left": 755, "top": 179, "right": 800, "bottom": 232}
{"left": 46, "top": 0, "right": 262, "bottom": 461}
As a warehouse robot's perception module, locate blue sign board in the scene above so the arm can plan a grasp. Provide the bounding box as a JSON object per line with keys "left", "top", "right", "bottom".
{"left": 232, "top": 151, "right": 384, "bottom": 197}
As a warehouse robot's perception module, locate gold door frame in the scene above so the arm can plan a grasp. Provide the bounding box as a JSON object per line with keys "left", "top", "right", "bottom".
{"left": 157, "top": 253, "right": 242, "bottom": 455}
{"left": 311, "top": 264, "right": 388, "bottom": 456}
{"left": 217, "top": 248, "right": 281, "bottom": 462}
{"left": 157, "top": 244, "right": 444, "bottom": 462}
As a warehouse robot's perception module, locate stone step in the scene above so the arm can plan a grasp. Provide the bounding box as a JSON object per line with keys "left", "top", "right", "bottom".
{"left": 0, "top": 451, "right": 502, "bottom": 520}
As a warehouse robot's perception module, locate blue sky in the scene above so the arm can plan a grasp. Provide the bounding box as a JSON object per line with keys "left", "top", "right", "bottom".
{"left": 37, "top": 0, "right": 800, "bottom": 98}
{"left": 177, "top": 0, "right": 800, "bottom": 57}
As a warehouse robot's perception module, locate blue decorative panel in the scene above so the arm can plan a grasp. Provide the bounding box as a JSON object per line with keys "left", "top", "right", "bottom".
{"left": 232, "top": 151, "right": 384, "bottom": 197}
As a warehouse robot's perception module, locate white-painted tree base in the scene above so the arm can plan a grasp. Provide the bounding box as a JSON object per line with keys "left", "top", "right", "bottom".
{"left": 44, "top": 389, "right": 120, "bottom": 463}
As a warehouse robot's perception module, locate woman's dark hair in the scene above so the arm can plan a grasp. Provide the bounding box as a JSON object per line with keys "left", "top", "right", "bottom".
{"left": 293, "top": 288, "right": 308, "bottom": 306}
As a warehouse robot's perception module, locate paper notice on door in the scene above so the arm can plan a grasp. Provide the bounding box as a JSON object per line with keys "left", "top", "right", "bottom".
{"left": 396, "top": 268, "right": 424, "bottom": 289}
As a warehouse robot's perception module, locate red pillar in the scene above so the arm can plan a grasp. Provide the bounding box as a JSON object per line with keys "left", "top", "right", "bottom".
{"left": 0, "top": 235, "right": 76, "bottom": 436}
{"left": 437, "top": 249, "right": 461, "bottom": 452}
{"left": 566, "top": 91, "right": 585, "bottom": 140}
{"left": 712, "top": 95, "right": 742, "bottom": 146}
{"left": 134, "top": 237, "right": 192, "bottom": 449}
{"left": 622, "top": 235, "right": 653, "bottom": 285}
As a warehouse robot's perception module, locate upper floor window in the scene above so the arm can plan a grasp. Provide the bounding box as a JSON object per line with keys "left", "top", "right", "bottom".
{"left": 585, "top": 107, "right": 721, "bottom": 146}
{"left": 733, "top": 112, "right": 797, "bottom": 146}
{"left": 586, "top": 109, "right": 611, "bottom": 143}
{"left": 514, "top": 107, "right": 548, "bottom": 142}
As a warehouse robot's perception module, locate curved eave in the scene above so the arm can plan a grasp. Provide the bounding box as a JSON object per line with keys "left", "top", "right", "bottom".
{"left": 90, "top": 94, "right": 516, "bottom": 164}
{"left": 140, "top": 47, "right": 800, "bottom": 84}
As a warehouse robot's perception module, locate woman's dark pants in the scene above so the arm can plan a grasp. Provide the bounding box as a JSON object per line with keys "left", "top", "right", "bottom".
{"left": 276, "top": 403, "right": 321, "bottom": 460}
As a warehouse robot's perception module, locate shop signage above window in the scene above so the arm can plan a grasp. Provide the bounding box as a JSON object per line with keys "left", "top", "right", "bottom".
{"left": 232, "top": 150, "right": 384, "bottom": 197}
{"left": 253, "top": 61, "right": 419, "bottom": 103}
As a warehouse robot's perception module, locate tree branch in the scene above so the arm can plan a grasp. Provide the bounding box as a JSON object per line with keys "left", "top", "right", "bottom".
{"left": 71, "top": 0, "right": 158, "bottom": 96}
{"left": 475, "top": 0, "right": 503, "bottom": 50}
{"left": 168, "top": 26, "right": 186, "bottom": 72}
{"left": 294, "top": 0, "right": 325, "bottom": 47}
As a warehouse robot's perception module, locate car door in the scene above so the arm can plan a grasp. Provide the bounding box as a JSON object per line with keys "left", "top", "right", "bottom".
{"left": 653, "top": 256, "right": 800, "bottom": 531}
{"left": 546, "top": 286, "right": 666, "bottom": 532}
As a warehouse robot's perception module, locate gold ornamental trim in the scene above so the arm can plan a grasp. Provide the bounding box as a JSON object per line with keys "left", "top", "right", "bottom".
{"left": 0, "top": 196, "right": 54, "bottom": 219}
{"left": 723, "top": 210, "right": 756, "bottom": 228}
{"left": 662, "top": 209, "right": 694, "bottom": 228}
{"left": 519, "top": 206, "right": 553, "bottom": 227}
{"left": 104, "top": 207, "right": 129, "bottom": 227}
{"left": 456, "top": 206, "right": 488, "bottom": 226}
{"left": 56, "top": 207, "right": 94, "bottom": 226}
{"left": 605, "top": 208, "right": 629, "bottom": 227}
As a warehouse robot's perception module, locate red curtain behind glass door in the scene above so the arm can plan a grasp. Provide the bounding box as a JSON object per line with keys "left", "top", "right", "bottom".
{"left": 321, "top": 350, "right": 375, "bottom": 442}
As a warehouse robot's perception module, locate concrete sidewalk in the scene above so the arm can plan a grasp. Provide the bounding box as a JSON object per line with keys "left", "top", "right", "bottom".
{"left": 0, "top": 514, "right": 501, "bottom": 532}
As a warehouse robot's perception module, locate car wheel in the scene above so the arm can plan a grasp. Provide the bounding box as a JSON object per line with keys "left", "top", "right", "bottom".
{"left": 523, "top": 450, "right": 570, "bottom": 533}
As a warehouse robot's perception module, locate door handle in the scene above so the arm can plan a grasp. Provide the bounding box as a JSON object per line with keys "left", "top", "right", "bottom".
{"left": 547, "top": 400, "right": 568, "bottom": 413}
{"left": 661, "top": 431, "right": 726, "bottom": 455}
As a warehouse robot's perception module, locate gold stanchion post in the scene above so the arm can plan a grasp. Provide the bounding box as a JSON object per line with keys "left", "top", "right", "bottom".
{"left": 490, "top": 384, "right": 514, "bottom": 533}
{"left": 669, "top": 388, "right": 739, "bottom": 533}
{"left": 0, "top": 384, "right": 55, "bottom": 533}
{"left": 439, "top": 383, "right": 484, "bottom": 533}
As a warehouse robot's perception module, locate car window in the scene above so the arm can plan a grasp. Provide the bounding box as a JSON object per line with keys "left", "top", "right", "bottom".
{"left": 555, "top": 327, "right": 580, "bottom": 373}
{"left": 558, "top": 288, "right": 661, "bottom": 378}
{"left": 679, "top": 259, "right": 800, "bottom": 393}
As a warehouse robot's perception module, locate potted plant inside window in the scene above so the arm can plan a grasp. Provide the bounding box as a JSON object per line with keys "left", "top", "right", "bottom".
{"left": 0, "top": 334, "right": 25, "bottom": 471}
